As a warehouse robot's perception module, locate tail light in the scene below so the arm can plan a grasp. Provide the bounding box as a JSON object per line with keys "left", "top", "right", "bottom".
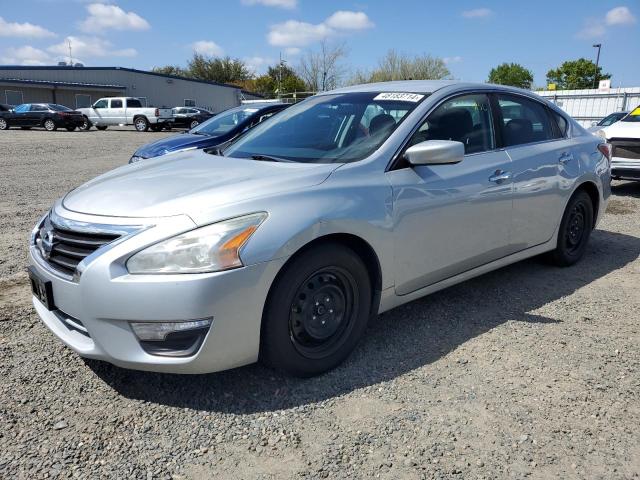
{"left": 155, "top": 108, "right": 160, "bottom": 117}
{"left": 598, "top": 143, "right": 612, "bottom": 163}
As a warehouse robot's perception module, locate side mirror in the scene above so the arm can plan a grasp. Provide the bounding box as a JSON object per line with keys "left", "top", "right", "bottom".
{"left": 404, "top": 140, "right": 464, "bottom": 166}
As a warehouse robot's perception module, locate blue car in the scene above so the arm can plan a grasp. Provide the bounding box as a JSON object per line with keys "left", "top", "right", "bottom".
{"left": 129, "top": 102, "right": 288, "bottom": 163}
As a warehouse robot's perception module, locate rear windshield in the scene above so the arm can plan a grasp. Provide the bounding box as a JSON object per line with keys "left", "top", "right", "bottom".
{"left": 224, "top": 92, "right": 426, "bottom": 164}
{"left": 49, "top": 104, "right": 72, "bottom": 111}
{"left": 191, "top": 106, "right": 262, "bottom": 136}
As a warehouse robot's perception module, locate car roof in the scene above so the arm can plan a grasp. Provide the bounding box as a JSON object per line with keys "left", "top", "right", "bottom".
{"left": 322, "top": 80, "right": 543, "bottom": 97}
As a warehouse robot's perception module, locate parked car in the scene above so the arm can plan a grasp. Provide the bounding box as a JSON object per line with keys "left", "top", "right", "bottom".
{"left": 588, "top": 111, "right": 628, "bottom": 132}
{"left": 77, "top": 97, "right": 173, "bottom": 132}
{"left": 28, "top": 81, "right": 610, "bottom": 377}
{"left": 0, "top": 104, "right": 13, "bottom": 130}
{"left": 171, "top": 107, "right": 214, "bottom": 129}
{"left": 0, "top": 103, "right": 84, "bottom": 131}
{"left": 595, "top": 106, "right": 640, "bottom": 181}
{"left": 0, "top": 103, "right": 12, "bottom": 112}
{"left": 129, "top": 103, "right": 287, "bottom": 163}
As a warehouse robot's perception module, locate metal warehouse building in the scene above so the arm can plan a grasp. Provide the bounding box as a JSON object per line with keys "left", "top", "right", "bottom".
{"left": 0, "top": 66, "right": 261, "bottom": 112}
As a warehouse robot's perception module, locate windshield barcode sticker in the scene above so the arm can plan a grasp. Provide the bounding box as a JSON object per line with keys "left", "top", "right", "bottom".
{"left": 374, "top": 92, "right": 425, "bottom": 102}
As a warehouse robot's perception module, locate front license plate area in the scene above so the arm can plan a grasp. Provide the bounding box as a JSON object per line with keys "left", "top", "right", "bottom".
{"left": 28, "top": 266, "right": 56, "bottom": 311}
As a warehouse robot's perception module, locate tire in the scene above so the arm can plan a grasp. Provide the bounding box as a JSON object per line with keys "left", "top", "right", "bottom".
{"left": 189, "top": 120, "right": 199, "bottom": 129}
{"left": 150, "top": 124, "right": 161, "bottom": 132}
{"left": 163, "top": 123, "right": 173, "bottom": 131}
{"left": 80, "top": 116, "right": 92, "bottom": 131}
{"left": 0, "top": 118, "right": 8, "bottom": 130}
{"left": 66, "top": 126, "right": 76, "bottom": 132}
{"left": 43, "top": 119, "right": 57, "bottom": 131}
{"left": 549, "top": 190, "right": 594, "bottom": 267}
{"left": 260, "top": 243, "right": 372, "bottom": 377}
{"left": 96, "top": 125, "right": 108, "bottom": 131}
{"left": 134, "top": 116, "right": 149, "bottom": 132}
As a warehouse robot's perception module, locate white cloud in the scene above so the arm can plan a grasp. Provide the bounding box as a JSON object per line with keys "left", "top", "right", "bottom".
{"left": 285, "top": 47, "right": 301, "bottom": 55}
{"left": 325, "top": 11, "right": 374, "bottom": 30}
{"left": 461, "top": 8, "right": 493, "bottom": 19}
{"left": 268, "top": 10, "right": 373, "bottom": 48}
{"left": 0, "top": 17, "right": 56, "bottom": 38}
{"left": 577, "top": 19, "right": 606, "bottom": 39}
{"left": 241, "top": 0, "right": 296, "bottom": 8}
{"left": 605, "top": 6, "right": 636, "bottom": 26}
{"left": 48, "top": 36, "right": 136, "bottom": 58}
{"left": 79, "top": 3, "right": 150, "bottom": 33}
{"left": 191, "top": 40, "right": 224, "bottom": 57}
{"left": 1, "top": 46, "right": 52, "bottom": 65}
{"left": 244, "top": 56, "right": 274, "bottom": 74}
{"left": 444, "top": 56, "right": 462, "bottom": 64}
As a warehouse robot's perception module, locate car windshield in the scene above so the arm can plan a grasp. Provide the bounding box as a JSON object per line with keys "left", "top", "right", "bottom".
{"left": 191, "top": 106, "right": 260, "bottom": 136}
{"left": 224, "top": 92, "right": 425, "bottom": 164}
{"left": 621, "top": 108, "right": 640, "bottom": 123}
{"left": 49, "top": 104, "right": 72, "bottom": 111}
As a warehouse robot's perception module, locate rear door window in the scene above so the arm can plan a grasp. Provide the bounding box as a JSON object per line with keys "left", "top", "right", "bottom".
{"left": 496, "top": 94, "right": 555, "bottom": 146}
{"left": 110, "top": 99, "right": 123, "bottom": 108}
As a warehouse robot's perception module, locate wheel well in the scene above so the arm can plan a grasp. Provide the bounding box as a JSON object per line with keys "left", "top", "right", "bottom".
{"left": 574, "top": 181, "right": 600, "bottom": 228}
{"left": 268, "top": 233, "right": 383, "bottom": 314}
{"left": 133, "top": 115, "right": 148, "bottom": 121}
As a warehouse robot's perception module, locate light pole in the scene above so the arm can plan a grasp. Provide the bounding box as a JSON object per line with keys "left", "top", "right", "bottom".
{"left": 592, "top": 43, "right": 602, "bottom": 89}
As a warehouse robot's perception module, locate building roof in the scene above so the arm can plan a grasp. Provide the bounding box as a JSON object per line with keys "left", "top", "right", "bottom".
{"left": 0, "top": 65, "right": 262, "bottom": 97}
{"left": 0, "top": 77, "right": 125, "bottom": 90}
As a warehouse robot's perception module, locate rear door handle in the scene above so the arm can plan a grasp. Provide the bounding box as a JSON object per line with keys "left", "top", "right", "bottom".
{"left": 559, "top": 152, "right": 574, "bottom": 164}
{"left": 489, "top": 169, "right": 512, "bottom": 183}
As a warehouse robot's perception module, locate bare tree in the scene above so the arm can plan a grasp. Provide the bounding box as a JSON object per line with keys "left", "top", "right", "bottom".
{"left": 297, "top": 41, "right": 348, "bottom": 92}
{"left": 349, "top": 49, "right": 451, "bottom": 84}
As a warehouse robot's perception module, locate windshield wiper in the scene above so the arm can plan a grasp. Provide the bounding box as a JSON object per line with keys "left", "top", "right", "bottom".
{"left": 250, "top": 154, "right": 293, "bottom": 163}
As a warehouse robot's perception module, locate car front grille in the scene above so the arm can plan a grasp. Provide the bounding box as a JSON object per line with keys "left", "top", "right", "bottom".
{"left": 35, "top": 217, "right": 120, "bottom": 276}
{"left": 610, "top": 139, "right": 640, "bottom": 160}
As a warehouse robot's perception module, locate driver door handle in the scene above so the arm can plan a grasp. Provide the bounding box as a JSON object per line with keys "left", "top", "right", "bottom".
{"left": 489, "top": 169, "right": 512, "bottom": 184}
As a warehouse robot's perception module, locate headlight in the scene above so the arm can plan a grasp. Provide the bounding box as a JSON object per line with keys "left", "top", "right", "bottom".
{"left": 127, "top": 212, "right": 267, "bottom": 274}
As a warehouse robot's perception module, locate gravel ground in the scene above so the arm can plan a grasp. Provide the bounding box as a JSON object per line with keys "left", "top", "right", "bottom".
{"left": 1, "top": 129, "right": 639, "bottom": 480}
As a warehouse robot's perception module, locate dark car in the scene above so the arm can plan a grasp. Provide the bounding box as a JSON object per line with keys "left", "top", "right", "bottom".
{"left": 129, "top": 102, "right": 288, "bottom": 163}
{"left": 0, "top": 103, "right": 84, "bottom": 131}
{"left": 171, "top": 107, "right": 214, "bottom": 130}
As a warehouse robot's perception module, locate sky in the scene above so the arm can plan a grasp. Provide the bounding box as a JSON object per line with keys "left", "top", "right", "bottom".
{"left": 0, "top": 0, "right": 639, "bottom": 87}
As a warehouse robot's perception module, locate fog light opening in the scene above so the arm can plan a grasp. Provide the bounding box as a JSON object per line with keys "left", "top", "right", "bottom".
{"left": 130, "top": 318, "right": 212, "bottom": 357}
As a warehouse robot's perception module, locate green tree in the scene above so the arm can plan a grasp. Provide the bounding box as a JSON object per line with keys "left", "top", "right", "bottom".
{"left": 349, "top": 50, "right": 450, "bottom": 84}
{"left": 151, "top": 65, "right": 188, "bottom": 77}
{"left": 488, "top": 63, "right": 534, "bottom": 89}
{"left": 186, "top": 53, "right": 252, "bottom": 85}
{"left": 249, "top": 64, "right": 306, "bottom": 97}
{"left": 546, "top": 58, "right": 611, "bottom": 90}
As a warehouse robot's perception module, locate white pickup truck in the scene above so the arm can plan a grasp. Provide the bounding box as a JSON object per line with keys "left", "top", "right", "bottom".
{"left": 78, "top": 97, "right": 173, "bottom": 132}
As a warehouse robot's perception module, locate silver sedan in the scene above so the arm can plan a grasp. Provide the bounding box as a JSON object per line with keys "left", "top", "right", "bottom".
{"left": 28, "top": 81, "right": 611, "bottom": 377}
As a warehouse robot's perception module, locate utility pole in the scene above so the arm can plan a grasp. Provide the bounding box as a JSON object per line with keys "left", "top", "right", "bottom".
{"left": 67, "top": 39, "right": 73, "bottom": 66}
{"left": 592, "top": 43, "right": 601, "bottom": 89}
{"left": 278, "top": 52, "right": 287, "bottom": 100}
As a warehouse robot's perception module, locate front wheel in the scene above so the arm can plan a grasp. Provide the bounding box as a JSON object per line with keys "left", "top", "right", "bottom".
{"left": 549, "top": 190, "right": 594, "bottom": 266}
{"left": 0, "top": 118, "right": 8, "bottom": 130}
{"left": 134, "top": 117, "right": 149, "bottom": 132}
{"left": 189, "top": 120, "right": 199, "bottom": 129}
{"left": 43, "top": 119, "right": 57, "bottom": 131}
{"left": 260, "top": 243, "right": 372, "bottom": 377}
{"left": 80, "top": 116, "right": 92, "bottom": 130}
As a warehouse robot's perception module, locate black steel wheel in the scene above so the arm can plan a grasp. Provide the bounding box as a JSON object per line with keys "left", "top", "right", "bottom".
{"left": 550, "top": 190, "right": 593, "bottom": 266}
{"left": 261, "top": 243, "right": 372, "bottom": 377}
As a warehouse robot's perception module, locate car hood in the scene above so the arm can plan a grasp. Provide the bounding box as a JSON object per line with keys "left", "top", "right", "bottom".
{"left": 601, "top": 121, "right": 640, "bottom": 139}
{"left": 63, "top": 150, "right": 339, "bottom": 220}
{"left": 134, "top": 133, "right": 222, "bottom": 158}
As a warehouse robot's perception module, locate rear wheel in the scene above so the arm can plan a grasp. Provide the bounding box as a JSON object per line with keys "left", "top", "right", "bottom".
{"left": 43, "top": 119, "right": 57, "bottom": 131}
{"left": 96, "top": 125, "right": 108, "bottom": 131}
{"left": 0, "top": 118, "right": 8, "bottom": 130}
{"left": 134, "top": 116, "right": 149, "bottom": 132}
{"left": 260, "top": 243, "right": 372, "bottom": 377}
{"left": 549, "top": 190, "right": 594, "bottom": 266}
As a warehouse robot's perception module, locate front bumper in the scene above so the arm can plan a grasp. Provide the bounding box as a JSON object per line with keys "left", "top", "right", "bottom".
{"left": 29, "top": 208, "right": 286, "bottom": 374}
{"left": 611, "top": 157, "right": 640, "bottom": 180}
